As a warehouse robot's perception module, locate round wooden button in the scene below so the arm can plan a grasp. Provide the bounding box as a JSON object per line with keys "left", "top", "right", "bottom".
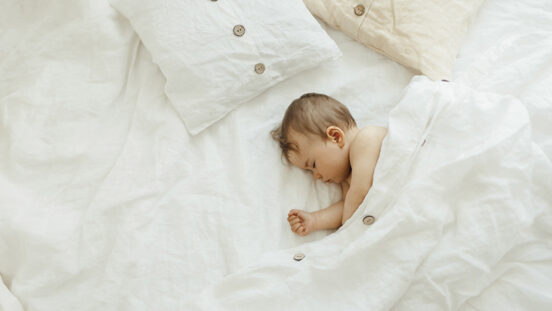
{"left": 233, "top": 24, "right": 245, "bottom": 37}
{"left": 362, "top": 215, "right": 375, "bottom": 225}
{"left": 293, "top": 253, "right": 305, "bottom": 261}
{"left": 354, "top": 4, "right": 365, "bottom": 16}
{"left": 254, "top": 63, "right": 265, "bottom": 74}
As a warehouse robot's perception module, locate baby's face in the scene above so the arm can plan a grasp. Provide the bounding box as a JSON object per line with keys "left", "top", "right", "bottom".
{"left": 287, "top": 130, "right": 350, "bottom": 184}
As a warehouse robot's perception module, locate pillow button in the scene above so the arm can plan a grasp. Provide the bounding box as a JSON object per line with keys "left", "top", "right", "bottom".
{"left": 293, "top": 253, "right": 305, "bottom": 261}
{"left": 254, "top": 63, "right": 265, "bottom": 74}
{"left": 354, "top": 4, "right": 365, "bottom": 16}
{"left": 233, "top": 25, "right": 245, "bottom": 37}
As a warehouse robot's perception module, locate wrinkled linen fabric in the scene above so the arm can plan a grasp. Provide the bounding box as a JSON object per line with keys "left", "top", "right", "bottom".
{"left": 0, "top": 1, "right": 411, "bottom": 310}
{"left": 195, "top": 77, "right": 552, "bottom": 310}
{"left": 0, "top": 275, "right": 23, "bottom": 311}
{"left": 1, "top": 0, "right": 552, "bottom": 310}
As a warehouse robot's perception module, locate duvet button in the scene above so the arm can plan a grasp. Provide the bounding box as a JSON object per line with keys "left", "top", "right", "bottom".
{"left": 254, "top": 63, "right": 265, "bottom": 74}
{"left": 362, "top": 215, "right": 375, "bottom": 225}
{"left": 354, "top": 4, "right": 365, "bottom": 16}
{"left": 293, "top": 253, "right": 305, "bottom": 261}
{"left": 233, "top": 25, "right": 245, "bottom": 37}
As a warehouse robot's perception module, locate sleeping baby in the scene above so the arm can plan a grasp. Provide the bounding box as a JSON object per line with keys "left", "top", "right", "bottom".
{"left": 271, "top": 93, "right": 387, "bottom": 236}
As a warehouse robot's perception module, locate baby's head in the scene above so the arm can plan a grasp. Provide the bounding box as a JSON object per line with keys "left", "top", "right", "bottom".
{"left": 271, "top": 93, "right": 357, "bottom": 183}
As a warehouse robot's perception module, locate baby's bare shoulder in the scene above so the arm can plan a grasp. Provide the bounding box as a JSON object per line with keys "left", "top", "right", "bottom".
{"left": 351, "top": 126, "right": 387, "bottom": 150}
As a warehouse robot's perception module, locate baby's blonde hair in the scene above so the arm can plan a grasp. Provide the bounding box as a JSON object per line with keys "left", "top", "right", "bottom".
{"left": 271, "top": 93, "right": 356, "bottom": 161}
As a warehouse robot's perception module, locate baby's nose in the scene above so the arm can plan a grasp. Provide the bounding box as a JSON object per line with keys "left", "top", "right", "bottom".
{"left": 314, "top": 172, "right": 322, "bottom": 180}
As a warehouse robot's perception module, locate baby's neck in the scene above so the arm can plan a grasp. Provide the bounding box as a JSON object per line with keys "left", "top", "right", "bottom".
{"left": 345, "top": 126, "right": 360, "bottom": 142}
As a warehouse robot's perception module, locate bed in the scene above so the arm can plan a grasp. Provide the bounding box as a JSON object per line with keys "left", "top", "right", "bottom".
{"left": 1, "top": 0, "right": 551, "bottom": 310}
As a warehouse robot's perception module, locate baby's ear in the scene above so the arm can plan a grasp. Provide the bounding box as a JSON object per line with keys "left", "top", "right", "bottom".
{"left": 326, "top": 126, "right": 345, "bottom": 147}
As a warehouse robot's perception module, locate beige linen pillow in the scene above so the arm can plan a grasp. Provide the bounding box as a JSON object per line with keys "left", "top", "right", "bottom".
{"left": 303, "top": 0, "right": 485, "bottom": 80}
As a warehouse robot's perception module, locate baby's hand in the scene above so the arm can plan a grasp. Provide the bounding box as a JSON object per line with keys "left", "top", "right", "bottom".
{"left": 287, "top": 209, "right": 316, "bottom": 236}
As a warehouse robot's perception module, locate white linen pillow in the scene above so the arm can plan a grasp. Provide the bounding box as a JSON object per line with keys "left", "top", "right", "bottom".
{"left": 303, "top": 0, "right": 485, "bottom": 80}
{"left": 108, "top": 0, "right": 341, "bottom": 135}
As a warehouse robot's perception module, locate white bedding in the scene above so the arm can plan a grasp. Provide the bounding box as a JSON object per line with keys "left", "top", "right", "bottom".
{"left": 1, "top": 0, "right": 552, "bottom": 310}
{"left": 194, "top": 77, "right": 552, "bottom": 310}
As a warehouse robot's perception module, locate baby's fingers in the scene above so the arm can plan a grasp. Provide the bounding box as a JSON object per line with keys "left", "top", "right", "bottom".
{"left": 288, "top": 216, "right": 301, "bottom": 226}
{"left": 292, "top": 222, "right": 302, "bottom": 232}
{"left": 288, "top": 209, "right": 300, "bottom": 217}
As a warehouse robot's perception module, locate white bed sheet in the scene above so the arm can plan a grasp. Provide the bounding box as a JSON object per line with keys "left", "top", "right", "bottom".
{"left": 1, "top": 0, "right": 551, "bottom": 310}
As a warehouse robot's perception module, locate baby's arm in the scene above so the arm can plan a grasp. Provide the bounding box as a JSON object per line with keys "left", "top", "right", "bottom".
{"left": 288, "top": 201, "right": 343, "bottom": 235}
{"left": 341, "top": 127, "right": 387, "bottom": 224}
